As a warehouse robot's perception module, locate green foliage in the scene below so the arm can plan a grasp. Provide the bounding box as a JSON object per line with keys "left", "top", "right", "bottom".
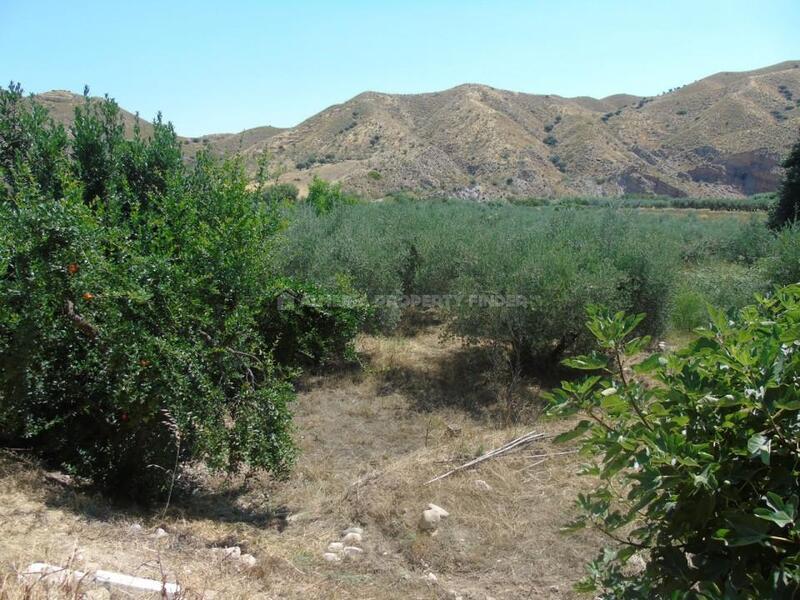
{"left": 769, "top": 135, "right": 800, "bottom": 229}
{"left": 305, "top": 176, "right": 359, "bottom": 214}
{"left": 762, "top": 224, "right": 800, "bottom": 287}
{"left": 261, "top": 182, "right": 299, "bottom": 204}
{"left": 257, "top": 278, "right": 370, "bottom": 367}
{"left": 0, "top": 86, "right": 363, "bottom": 500}
{"left": 277, "top": 202, "right": 688, "bottom": 365}
{"left": 444, "top": 209, "right": 677, "bottom": 370}
{"left": 546, "top": 289, "right": 800, "bottom": 597}
{"left": 0, "top": 82, "right": 68, "bottom": 200}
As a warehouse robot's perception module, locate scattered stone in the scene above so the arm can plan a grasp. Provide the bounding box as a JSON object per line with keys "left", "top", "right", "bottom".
{"left": 153, "top": 528, "right": 168, "bottom": 539}
{"left": 422, "top": 572, "right": 438, "bottom": 583}
{"left": 239, "top": 554, "right": 257, "bottom": 570}
{"left": 342, "top": 546, "right": 363, "bottom": 558}
{"left": 342, "top": 532, "right": 362, "bottom": 544}
{"left": 323, "top": 552, "right": 341, "bottom": 562}
{"left": 327, "top": 542, "right": 344, "bottom": 553}
{"left": 427, "top": 503, "right": 449, "bottom": 519}
{"left": 129, "top": 523, "right": 142, "bottom": 533}
{"left": 474, "top": 479, "right": 492, "bottom": 491}
{"left": 342, "top": 526, "right": 363, "bottom": 536}
{"left": 419, "top": 508, "right": 441, "bottom": 532}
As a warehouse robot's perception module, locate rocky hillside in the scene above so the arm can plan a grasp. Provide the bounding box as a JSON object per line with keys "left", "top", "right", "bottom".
{"left": 36, "top": 61, "right": 800, "bottom": 198}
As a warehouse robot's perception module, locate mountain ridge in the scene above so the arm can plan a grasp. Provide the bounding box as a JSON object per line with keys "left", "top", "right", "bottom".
{"left": 33, "top": 60, "right": 800, "bottom": 198}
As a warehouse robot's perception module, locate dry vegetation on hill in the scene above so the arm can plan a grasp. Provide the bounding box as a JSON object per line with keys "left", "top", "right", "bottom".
{"left": 35, "top": 61, "right": 800, "bottom": 199}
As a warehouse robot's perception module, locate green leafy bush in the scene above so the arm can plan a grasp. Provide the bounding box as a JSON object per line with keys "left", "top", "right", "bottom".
{"left": 257, "top": 278, "right": 370, "bottom": 367}
{"left": 547, "top": 287, "right": 800, "bottom": 597}
{"left": 0, "top": 86, "right": 363, "bottom": 500}
{"left": 261, "top": 182, "right": 299, "bottom": 204}
{"left": 305, "top": 175, "right": 359, "bottom": 214}
{"left": 762, "top": 224, "right": 800, "bottom": 287}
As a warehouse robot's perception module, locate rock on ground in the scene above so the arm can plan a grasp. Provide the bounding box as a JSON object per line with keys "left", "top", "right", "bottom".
{"left": 419, "top": 508, "right": 441, "bottom": 531}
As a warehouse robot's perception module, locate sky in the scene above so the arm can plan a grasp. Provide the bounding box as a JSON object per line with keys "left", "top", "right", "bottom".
{"left": 2, "top": 0, "right": 799, "bottom": 137}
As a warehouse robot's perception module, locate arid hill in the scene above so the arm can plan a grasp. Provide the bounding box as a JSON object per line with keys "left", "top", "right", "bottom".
{"left": 35, "top": 61, "right": 800, "bottom": 198}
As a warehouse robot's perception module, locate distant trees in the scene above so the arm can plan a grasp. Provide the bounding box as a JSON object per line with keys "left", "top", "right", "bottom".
{"left": 769, "top": 134, "right": 800, "bottom": 229}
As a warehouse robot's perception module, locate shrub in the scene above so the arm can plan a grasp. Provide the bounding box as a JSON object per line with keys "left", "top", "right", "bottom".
{"left": 367, "top": 170, "right": 382, "bottom": 181}
{"left": 547, "top": 288, "right": 800, "bottom": 597}
{"left": 261, "top": 182, "right": 299, "bottom": 204}
{"left": 670, "top": 287, "right": 708, "bottom": 331}
{"left": 0, "top": 86, "right": 362, "bottom": 500}
{"left": 444, "top": 209, "right": 677, "bottom": 373}
{"left": 762, "top": 224, "right": 800, "bottom": 286}
{"left": 257, "top": 278, "right": 370, "bottom": 367}
{"left": 305, "top": 176, "right": 358, "bottom": 214}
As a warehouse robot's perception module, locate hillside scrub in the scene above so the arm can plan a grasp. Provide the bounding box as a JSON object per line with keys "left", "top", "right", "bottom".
{"left": 548, "top": 286, "right": 800, "bottom": 597}
{"left": 0, "top": 86, "right": 365, "bottom": 500}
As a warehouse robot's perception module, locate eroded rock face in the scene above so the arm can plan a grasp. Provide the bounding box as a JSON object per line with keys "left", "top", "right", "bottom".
{"left": 687, "top": 150, "right": 782, "bottom": 194}
{"left": 617, "top": 170, "right": 688, "bottom": 197}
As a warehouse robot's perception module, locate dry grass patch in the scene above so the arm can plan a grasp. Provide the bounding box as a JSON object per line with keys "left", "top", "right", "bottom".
{"left": 0, "top": 326, "right": 605, "bottom": 599}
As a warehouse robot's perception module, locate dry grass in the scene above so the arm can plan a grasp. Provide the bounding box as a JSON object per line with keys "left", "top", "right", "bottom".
{"left": 0, "top": 324, "right": 604, "bottom": 599}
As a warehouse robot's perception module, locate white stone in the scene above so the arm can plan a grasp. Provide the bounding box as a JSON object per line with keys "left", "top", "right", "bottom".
{"left": 153, "top": 528, "right": 168, "bottom": 539}
{"left": 419, "top": 509, "right": 441, "bottom": 531}
{"left": 427, "top": 503, "right": 449, "bottom": 519}
{"left": 342, "top": 546, "right": 363, "bottom": 558}
{"left": 474, "top": 479, "right": 492, "bottom": 491}
{"left": 22, "top": 563, "right": 180, "bottom": 598}
{"left": 323, "top": 552, "right": 341, "bottom": 562}
{"left": 423, "top": 572, "right": 437, "bottom": 583}
{"left": 129, "top": 523, "right": 142, "bottom": 533}
{"left": 239, "top": 554, "right": 257, "bottom": 569}
{"left": 327, "top": 542, "right": 344, "bottom": 553}
{"left": 342, "top": 526, "right": 363, "bottom": 536}
{"left": 342, "top": 532, "right": 362, "bottom": 544}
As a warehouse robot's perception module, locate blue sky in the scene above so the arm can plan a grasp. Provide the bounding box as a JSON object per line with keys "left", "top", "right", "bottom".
{"left": 2, "top": 0, "right": 798, "bottom": 136}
